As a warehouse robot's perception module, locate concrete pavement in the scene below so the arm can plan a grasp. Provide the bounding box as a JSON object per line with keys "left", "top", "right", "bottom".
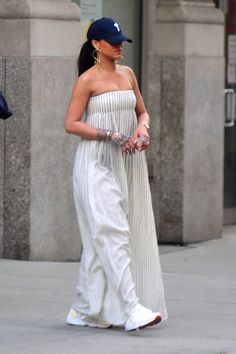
{"left": 0, "top": 225, "right": 236, "bottom": 354}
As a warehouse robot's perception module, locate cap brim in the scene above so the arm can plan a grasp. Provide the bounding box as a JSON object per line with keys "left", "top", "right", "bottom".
{"left": 105, "top": 34, "right": 132, "bottom": 44}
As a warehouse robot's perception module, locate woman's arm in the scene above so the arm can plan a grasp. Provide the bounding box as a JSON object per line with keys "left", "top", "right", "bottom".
{"left": 125, "top": 67, "right": 150, "bottom": 150}
{"left": 64, "top": 76, "right": 132, "bottom": 151}
{"left": 64, "top": 77, "right": 98, "bottom": 139}
{"left": 125, "top": 67, "right": 150, "bottom": 126}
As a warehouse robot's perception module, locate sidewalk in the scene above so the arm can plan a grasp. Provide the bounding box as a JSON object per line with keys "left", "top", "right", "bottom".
{"left": 0, "top": 226, "right": 236, "bottom": 354}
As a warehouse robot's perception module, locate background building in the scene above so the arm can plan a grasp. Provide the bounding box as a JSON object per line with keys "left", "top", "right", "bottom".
{"left": 0, "top": 0, "right": 232, "bottom": 261}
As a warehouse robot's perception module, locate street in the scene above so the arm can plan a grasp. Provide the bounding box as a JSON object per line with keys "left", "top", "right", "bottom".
{"left": 0, "top": 226, "right": 236, "bottom": 354}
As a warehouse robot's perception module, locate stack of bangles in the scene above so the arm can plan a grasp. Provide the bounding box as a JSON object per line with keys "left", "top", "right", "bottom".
{"left": 96, "top": 128, "right": 112, "bottom": 142}
{"left": 97, "top": 128, "right": 130, "bottom": 146}
{"left": 96, "top": 128, "right": 150, "bottom": 151}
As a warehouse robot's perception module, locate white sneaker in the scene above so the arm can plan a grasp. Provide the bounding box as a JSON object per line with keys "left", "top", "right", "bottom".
{"left": 66, "top": 308, "right": 111, "bottom": 328}
{"left": 125, "top": 304, "right": 162, "bottom": 331}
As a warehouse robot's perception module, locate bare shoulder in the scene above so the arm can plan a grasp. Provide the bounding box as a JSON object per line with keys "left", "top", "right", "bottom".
{"left": 118, "top": 65, "right": 134, "bottom": 76}
{"left": 120, "top": 66, "right": 139, "bottom": 91}
{"left": 73, "top": 67, "right": 98, "bottom": 96}
{"left": 118, "top": 65, "right": 136, "bottom": 84}
{"left": 79, "top": 66, "right": 97, "bottom": 81}
{"left": 120, "top": 65, "right": 134, "bottom": 73}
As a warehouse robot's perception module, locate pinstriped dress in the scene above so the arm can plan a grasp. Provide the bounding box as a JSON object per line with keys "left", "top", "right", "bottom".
{"left": 72, "top": 90, "right": 168, "bottom": 325}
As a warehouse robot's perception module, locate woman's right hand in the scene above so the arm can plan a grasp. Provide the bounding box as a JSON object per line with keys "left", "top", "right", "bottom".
{"left": 121, "top": 136, "right": 136, "bottom": 154}
{"left": 110, "top": 132, "right": 135, "bottom": 154}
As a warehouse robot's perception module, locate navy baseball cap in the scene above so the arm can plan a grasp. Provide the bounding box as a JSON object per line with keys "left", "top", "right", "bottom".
{"left": 87, "top": 17, "right": 132, "bottom": 44}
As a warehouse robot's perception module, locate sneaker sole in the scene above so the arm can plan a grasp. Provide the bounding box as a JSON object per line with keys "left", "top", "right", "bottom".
{"left": 67, "top": 314, "right": 112, "bottom": 329}
{"left": 126, "top": 314, "right": 162, "bottom": 331}
{"left": 66, "top": 315, "right": 87, "bottom": 326}
{"left": 139, "top": 314, "right": 162, "bottom": 330}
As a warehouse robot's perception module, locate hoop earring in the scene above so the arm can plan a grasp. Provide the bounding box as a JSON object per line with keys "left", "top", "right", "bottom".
{"left": 92, "top": 49, "right": 101, "bottom": 65}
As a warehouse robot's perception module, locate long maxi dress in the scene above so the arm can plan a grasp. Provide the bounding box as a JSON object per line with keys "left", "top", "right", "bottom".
{"left": 71, "top": 90, "right": 168, "bottom": 326}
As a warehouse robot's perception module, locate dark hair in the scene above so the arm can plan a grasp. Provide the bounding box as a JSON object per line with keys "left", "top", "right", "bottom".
{"left": 77, "top": 40, "right": 96, "bottom": 76}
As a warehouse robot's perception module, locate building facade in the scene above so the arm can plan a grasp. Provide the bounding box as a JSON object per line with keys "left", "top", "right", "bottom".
{"left": 0, "top": 0, "right": 231, "bottom": 261}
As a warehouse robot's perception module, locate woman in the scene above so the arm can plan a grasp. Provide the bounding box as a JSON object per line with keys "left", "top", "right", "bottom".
{"left": 64, "top": 17, "right": 167, "bottom": 331}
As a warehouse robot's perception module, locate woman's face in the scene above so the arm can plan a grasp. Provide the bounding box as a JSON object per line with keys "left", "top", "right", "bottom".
{"left": 95, "top": 39, "right": 123, "bottom": 61}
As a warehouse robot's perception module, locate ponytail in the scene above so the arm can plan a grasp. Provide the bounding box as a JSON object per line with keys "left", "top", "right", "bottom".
{"left": 77, "top": 40, "right": 95, "bottom": 76}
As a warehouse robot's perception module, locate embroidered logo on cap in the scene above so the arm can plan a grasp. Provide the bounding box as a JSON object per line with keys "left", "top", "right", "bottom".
{"left": 114, "top": 22, "right": 120, "bottom": 32}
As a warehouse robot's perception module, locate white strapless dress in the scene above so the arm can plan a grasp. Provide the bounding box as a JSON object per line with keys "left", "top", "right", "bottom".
{"left": 71, "top": 90, "right": 168, "bottom": 325}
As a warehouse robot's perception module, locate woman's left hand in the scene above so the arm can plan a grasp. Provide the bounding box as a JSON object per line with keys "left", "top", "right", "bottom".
{"left": 133, "top": 125, "right": 150, "bottom": 152}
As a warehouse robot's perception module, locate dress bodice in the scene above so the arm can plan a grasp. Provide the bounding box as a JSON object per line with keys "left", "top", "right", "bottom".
{"left": 86, "top": 90, "right": 136, "bottom": 116}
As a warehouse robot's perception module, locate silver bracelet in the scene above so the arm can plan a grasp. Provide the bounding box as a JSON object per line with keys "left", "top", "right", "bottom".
{"left": 97, "top": 128, "right": 130, "bottom": 146}
{"left": 97, "top": 128, "right": 113, "bottom": 142}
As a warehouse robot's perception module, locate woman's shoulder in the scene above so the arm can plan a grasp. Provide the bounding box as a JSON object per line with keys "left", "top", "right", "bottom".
{"left": 74, "top": 66, "right": 98, "bottom": 93}
{"left": 117, "top": 65, "right": 136, "bottom": 88}
{"left": 117, "top": 64, "right": 134, "bottom": 75}
{"left": 78, "top": 66, "right": 97, "bottom": 82}
{"left": 118, "top": 65, "right": 136, "bottom": 82}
